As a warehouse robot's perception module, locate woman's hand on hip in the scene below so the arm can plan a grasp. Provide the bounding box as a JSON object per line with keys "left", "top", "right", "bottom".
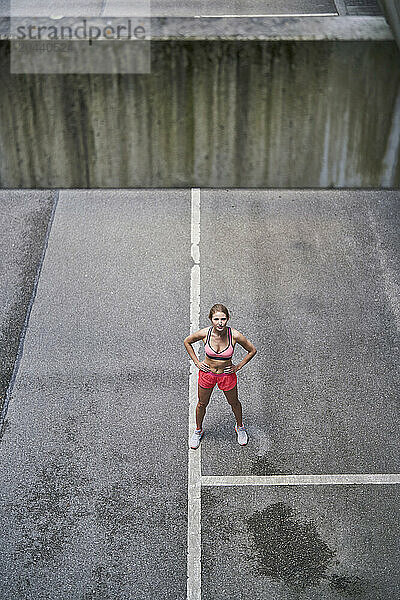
{"left": 223, "top": 364, "right": 238, "bottom": 374}
{"left": 198, "top": 361, "right": 212, "bottom": 372}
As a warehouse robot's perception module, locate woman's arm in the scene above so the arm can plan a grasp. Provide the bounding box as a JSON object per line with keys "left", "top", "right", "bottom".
{"left": 225, "top": 329, "right": 257, "bottom": 373}
{"left": 184, "top": 328, "right": 210, "bottom": 371}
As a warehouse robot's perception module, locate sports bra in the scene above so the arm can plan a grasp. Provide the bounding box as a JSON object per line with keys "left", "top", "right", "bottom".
{"left": 204, "top": 326, "right": 234, "bottom": 361}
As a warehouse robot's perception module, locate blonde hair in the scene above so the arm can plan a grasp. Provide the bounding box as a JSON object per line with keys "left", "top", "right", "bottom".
{"left": 208, "top": 304, "right": 230, "bottom": 321}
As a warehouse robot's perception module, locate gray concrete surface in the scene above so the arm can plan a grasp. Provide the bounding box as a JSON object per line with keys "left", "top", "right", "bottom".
{"left": 200, "top": 190, "right": 400, "bottom": 476}
{"left": 0, "top": 190, "right": 56, "bottom": 408}
{"left": 202, "top": 485, "right": 400, "bottom": 599}
{"left": 113, "top": 0, "right": 337, "bottom": 17}
{"left": 1, "top": 0, "right": 338, "bottom": 18}
{"left": 0, "top": 40, "right": 398, "bottom": 186}
{"left": 0, "top": 0, "right": 390, "bottom": 46}
{"left": 0, "top": 190, "right": 191, "bottom": 599}
{"left": 0, "top": 0, "right": 383, "bottom": 18}
{"left": 0, "top": 1, "right": 392, "bottom": 41}
{"left": 1, "top": 1, "right": 103, "bottom": 17}
{"left": 0, "top": 15, "right": 392, "bottom": 41}
{"left": 147, "top": 15, "right": 390, "bottom": 38}
{"left": 346, "top": 0, "right": 381, "bottom": 15}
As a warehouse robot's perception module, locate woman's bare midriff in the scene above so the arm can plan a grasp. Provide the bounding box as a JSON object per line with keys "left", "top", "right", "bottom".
{"left": 204, "top": 357, "right": 232, "bottom": 374}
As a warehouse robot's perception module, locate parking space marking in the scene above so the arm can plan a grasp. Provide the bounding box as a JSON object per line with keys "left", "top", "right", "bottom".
{"left": 188, "top": 190, "right": 399, "bottom": 599}
{"left": 202, "top": 474, "right": 400, "bottom": 486}
{"left": 187, "top": 188, "right": 201, "bottom": 600}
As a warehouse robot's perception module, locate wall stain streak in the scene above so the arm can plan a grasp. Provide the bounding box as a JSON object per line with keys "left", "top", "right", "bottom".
{"left": 246, "top": 502, "right": 369, "bottom": 596}
{"left": 0, "top": 40, "right": 399, "bottom": 187}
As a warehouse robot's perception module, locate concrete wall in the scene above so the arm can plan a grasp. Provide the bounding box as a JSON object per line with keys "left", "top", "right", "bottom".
{"left": 0, "top": 40, "right": 399, "bottom": 188}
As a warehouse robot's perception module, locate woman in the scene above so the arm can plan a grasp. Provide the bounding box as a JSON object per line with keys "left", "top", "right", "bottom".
{"left": 183, "top": 303, "right": 257, "bottom": 449}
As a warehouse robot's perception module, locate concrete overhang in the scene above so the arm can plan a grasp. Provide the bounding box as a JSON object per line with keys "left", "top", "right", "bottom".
{"left": 0, "top": 15, "right": 394, "bottom": 41}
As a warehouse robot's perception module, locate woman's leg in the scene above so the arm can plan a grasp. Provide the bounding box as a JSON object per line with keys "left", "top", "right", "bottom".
{"left": 196, "top": 384, "right": 213, "bottom": 429}
{"left": 223, "top": 385, "right": 243, "bottom": 427}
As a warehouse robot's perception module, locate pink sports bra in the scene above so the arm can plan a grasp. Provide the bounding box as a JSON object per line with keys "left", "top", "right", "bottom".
{"left": 204, "top": 327, "right": 234, "bottom": 361}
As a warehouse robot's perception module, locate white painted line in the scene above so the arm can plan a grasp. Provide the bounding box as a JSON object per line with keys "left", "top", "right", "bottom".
{"left": 191, "top": 188, "right": 200, "bottom": 267}
{"left": 202, "top": 474, "right": 400, "bottom": 486}
{"left": 187, "top": 188, "right": 201, "bottom": 600}
{"left": 194, "top": 12, "right": 338, "bottom": 18}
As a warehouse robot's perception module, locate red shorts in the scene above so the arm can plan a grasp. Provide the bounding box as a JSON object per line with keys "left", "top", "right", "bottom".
{"left": 198, "top": 370, "right": 237, "bottom": 391}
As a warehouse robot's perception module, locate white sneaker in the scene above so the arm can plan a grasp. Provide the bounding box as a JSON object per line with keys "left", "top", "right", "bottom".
{"left": 235, "top": 424, "right": 248, "bottom": 446}
{"left": 190, "top": 428, "right": 204, "bottom": 449}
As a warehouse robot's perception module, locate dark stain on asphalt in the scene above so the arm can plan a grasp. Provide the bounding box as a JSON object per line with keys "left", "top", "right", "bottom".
{"left": 329, "top": 573, "right": 368, "bottom": 596}
{"left": 247, "top": 502, "right": 335, "bottom": 588}
{"left": 291, "top": 239, "right": 314, "bottom": 253}
{"left": 250, "top": 454, "right": 292, "bottom": 476}
{"left": 247, "top": 502, "right": 368, "bottom": 595}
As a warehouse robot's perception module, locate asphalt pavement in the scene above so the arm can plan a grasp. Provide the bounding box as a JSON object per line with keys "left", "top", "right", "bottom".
{"left": 0, "top": 189, "right": 399, "bottom": 599}
{"left": 0, "top": 190, "right": 191, "bottom": 599}
{"left": 200, "top": 190, "right": 400, "bottom": 477}
{"left": 202, "top": 485, "right": 399, "bottom": 599}
{"left": 199, "top": 189, "right": 400, "bottom": 599}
